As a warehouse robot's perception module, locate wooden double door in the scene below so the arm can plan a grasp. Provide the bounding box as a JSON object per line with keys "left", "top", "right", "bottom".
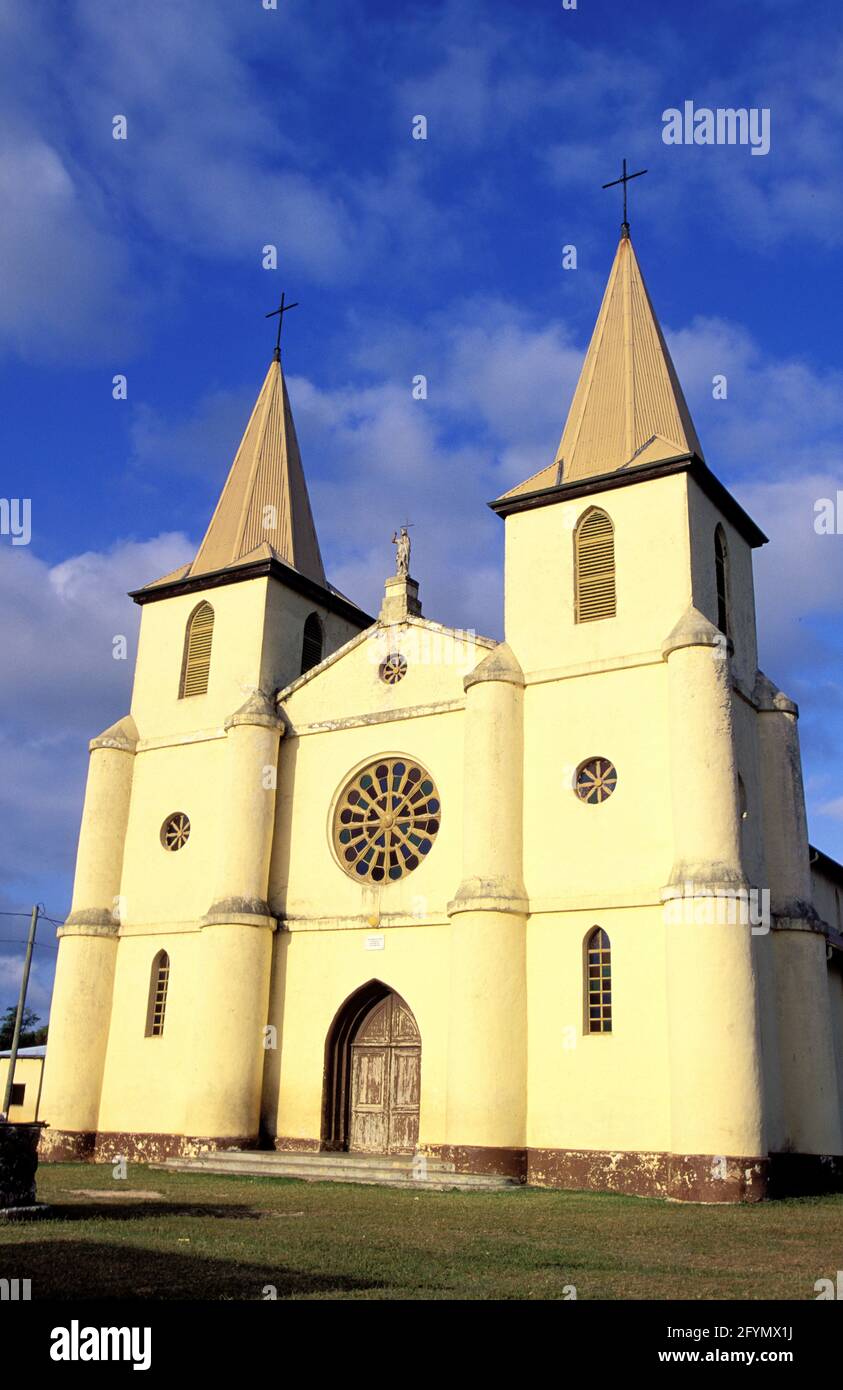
{"left": 349, "top": 992, "right": 421, "bottom": 1154}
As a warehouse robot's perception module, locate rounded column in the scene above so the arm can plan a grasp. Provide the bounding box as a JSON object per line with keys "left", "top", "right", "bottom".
{"left": 446, "top": 644, "right": 527, "bottom": 1168}
{"left": 186, "top": 691, "right": 283, "bottom": 1143}
{"left": 756, "top": 674, "right": 843, "bottom": 1155}
{"left": 661, "top": 609, "right": 765, "bottom": 1195}
{"left": 40, "top": 717, "right": 137, "bottom": 1153}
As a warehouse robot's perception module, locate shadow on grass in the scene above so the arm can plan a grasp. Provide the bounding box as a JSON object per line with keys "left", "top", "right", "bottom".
{"left": 0, "top": 1238, "right": 387, "bottom": 1300}
{"left": 44, "top": 1201, "right": 283, "bottom": 1223}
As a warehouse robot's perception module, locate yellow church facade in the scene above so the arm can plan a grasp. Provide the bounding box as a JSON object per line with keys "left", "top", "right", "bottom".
{"left": 40, "top": 229, "right": 843, "bottom": 1201}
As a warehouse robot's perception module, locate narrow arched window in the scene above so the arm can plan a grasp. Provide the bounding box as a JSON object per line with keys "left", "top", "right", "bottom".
{"left": 301, "top": 612, "right": 323, "bottom": 674}
{"left": 575, "top": 508, "right": 616, "bottom": 622}
{"left": 715, "top": 526, "right": 729, "bottom": 637}
{"left": 180, "top": 602, "right": 214, "bottom": 697}
{"left": 585, "top": 928, "right": 612, "bottom": 1033}
{"left": 145, "top": 951, "right": 170, "bottom": 1037}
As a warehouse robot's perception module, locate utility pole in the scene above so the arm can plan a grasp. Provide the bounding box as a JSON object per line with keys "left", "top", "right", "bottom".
{"left": 2, "top": 904, "right": 39, "bottom": 1119}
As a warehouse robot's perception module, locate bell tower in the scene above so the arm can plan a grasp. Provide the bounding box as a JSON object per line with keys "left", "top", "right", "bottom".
{"left": 40, "top": 333, "right": 372, "bottom": 1158}
{"left": 489, "top": 222, "right": 783, "bottom": 1199}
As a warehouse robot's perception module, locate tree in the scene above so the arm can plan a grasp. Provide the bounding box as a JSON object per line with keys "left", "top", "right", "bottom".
{"left": 0, "top": 1007, "right": 44, "bottom": 1050}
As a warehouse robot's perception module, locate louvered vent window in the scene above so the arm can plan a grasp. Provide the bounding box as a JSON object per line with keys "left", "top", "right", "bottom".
{"left": 575, "top": 509, "right": 616, "bottom": 622}
{"left": 180, "top": 602, "right": 214, "bottom": 697}
{"left": 301, "top": 612, "right": 323, "bottom": 675}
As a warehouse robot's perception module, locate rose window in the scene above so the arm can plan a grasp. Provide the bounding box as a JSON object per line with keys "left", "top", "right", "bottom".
{"left": 334, "top": 758, "right": 440, "bottom": 883}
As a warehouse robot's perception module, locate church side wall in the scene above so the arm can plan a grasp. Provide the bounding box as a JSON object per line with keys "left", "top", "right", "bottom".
{"left": 812, "top": 863, "right": 843, "bottom": 934}
{"left": 521, "top": 663, "right": 672, "bottom": 1181}
{"left": 93, "top": 735, "right": 230, "bottom": 1146}
{"left": 261, "top": 580, "right": 366, "bottom": 693}
{"left": 527, "top": 905, "right": 671, "bottom": 1158}
{"left": 119, "top": 741, "right": 228, "bottom": 927}
{"left": 732, "top": 693, "right": 784, "bottom": 1152}
{"left": 96, "top": 930, "right": 201, "bottom": 1144}
{"left": 828, "top": 961, "right": 843, "bottom": 1124}
{"left": 687, "top": 482, "right": 759, "bottom": 689}
{"left": 521, "top": 664, "right": 672, "bottom": 902}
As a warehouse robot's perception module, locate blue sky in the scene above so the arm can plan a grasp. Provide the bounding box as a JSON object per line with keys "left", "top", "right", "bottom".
{"left": 1, "top": 0, "right": 842, "bottom": 1014}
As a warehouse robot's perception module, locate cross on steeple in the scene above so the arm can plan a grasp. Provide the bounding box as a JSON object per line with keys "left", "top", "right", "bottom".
{"left": 602, "top": 158, "right": 648, "bottom": 238}
{"left": 265, "top": 290, "right": 299, "bottom": 361}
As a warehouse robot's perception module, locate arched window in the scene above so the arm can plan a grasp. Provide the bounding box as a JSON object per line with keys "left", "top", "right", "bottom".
{"left": 301, "top": 612, "right": 323, "bottom": 674}
{"left": 714, "top": 526, "right": 729, "bottom": 637}
{"left": 585, "top": 928, "right": 612, "bottom": 1033}
{"left": 574, "top": 508, "right": 616, "bottom": 622}
{"left": 180, "top": 602, "right": 214, "bottom": 697}
{"left": 145, "top": 951, "right": 170, "bottom": 1037}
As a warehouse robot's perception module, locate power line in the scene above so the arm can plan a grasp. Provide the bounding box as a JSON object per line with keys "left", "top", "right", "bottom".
{"left": 0, "top": 909, "right": 67, "bottom": 926}
{"left": 1, "top": 906, "right": 66, "bottom": 950}
{"left": 0, "top": 939, "right": 58, "bottom": 952}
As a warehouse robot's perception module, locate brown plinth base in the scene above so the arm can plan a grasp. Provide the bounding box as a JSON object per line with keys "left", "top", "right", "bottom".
{"left": 40, "top": 1130, "right": 843, "bottom": 1202}
{"left": 426, "top": 1144, "right": 833, "bottom": 1203}
{"left": 527, "top": 1148, "right": 768, "bottom": 1203}
{"left": 423, "top": 1144, "right": 528, "bottom": 1182}
{"left": 38, "top": 1130, "right": 258, "bottom": 1164}
{"left": 273, "top": 1136, "right": 323, "bottom": 1154}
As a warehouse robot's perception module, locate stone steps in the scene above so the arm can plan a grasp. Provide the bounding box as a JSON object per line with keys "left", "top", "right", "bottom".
{"left": 153, "top": 1149, "right": 519, "bottom": 1191}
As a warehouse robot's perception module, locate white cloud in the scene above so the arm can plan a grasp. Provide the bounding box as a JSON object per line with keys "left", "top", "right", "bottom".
{"left": 130, "top": 388, "right": 253, "bottom": 484}
{"left": 0, "top": 133, "right": 136, "bottom": 363}
{"left": 0, "top": 951, "right": 54, "bottom": 1018}
{"left": 669, "top": 317, "right": 843, "bottom": 480}
{"left": 0, "top": 534, "right": 191, "bottom": 893}
{"left": 2, "top": 0, "right": 841, "bottom": 364}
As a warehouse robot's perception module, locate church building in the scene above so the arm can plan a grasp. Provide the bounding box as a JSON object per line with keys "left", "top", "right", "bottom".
{"left": 40, "top": 221, "right": 843, "bottom": 1201}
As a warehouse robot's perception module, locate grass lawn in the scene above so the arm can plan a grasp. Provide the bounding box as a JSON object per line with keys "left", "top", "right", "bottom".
{"left": 2, "top": 1163, "right": 841, "bottom": 1300}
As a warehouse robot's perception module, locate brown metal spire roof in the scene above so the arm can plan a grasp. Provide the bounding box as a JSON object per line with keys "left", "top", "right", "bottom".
{"left": 500, "top": 233, "right": 703, "bottom": 499}
{"left": 187, "top": 355, "right": 326, "bottom": 584}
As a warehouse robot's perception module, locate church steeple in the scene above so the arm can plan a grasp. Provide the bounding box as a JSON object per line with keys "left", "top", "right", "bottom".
{"left": 501, "top": 233, "right": 703, "bottom": 498}
{"left": 188, "top": 354, "right": 326, "bottom": 585}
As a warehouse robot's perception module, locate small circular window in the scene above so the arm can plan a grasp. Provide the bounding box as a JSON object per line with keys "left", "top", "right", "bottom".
{"left": 161, "top": 812, "right": 190, "bottom": 851}
{"left": 379, "top": 653, "right": 408, "bottom": 685}
{"left": 334, "top": 757, "right": 440, "bottom": 883}
{"left": 575, "top": 758, "right": 617, "bottom": 805}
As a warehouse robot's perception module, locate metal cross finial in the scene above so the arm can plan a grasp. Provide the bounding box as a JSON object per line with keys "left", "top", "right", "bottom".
{"left": 265, "top": 290, "right": 299, "bottom": 361}
{"left": 602, "top": 158, "right": 648, "bottom": 237}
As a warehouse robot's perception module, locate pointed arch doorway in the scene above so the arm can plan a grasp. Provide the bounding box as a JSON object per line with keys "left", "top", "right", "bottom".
{"left": 322, "top": 982, "right": 421, "bottom": 1155}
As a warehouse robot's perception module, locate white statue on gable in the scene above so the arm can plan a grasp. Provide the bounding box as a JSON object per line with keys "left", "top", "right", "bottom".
{"left": 392, "top": 525, "right": 411, "bottom": 578}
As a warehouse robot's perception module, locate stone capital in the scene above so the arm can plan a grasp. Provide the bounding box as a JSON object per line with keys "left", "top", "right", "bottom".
{"left": 224, "top": 689, "right": 285, "bottom": 733}
{"left": 662, "top": 605, "right": 727, "bottom": 659}
{"left": 464, "top": 642, "right": 524, "bottom": 691}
